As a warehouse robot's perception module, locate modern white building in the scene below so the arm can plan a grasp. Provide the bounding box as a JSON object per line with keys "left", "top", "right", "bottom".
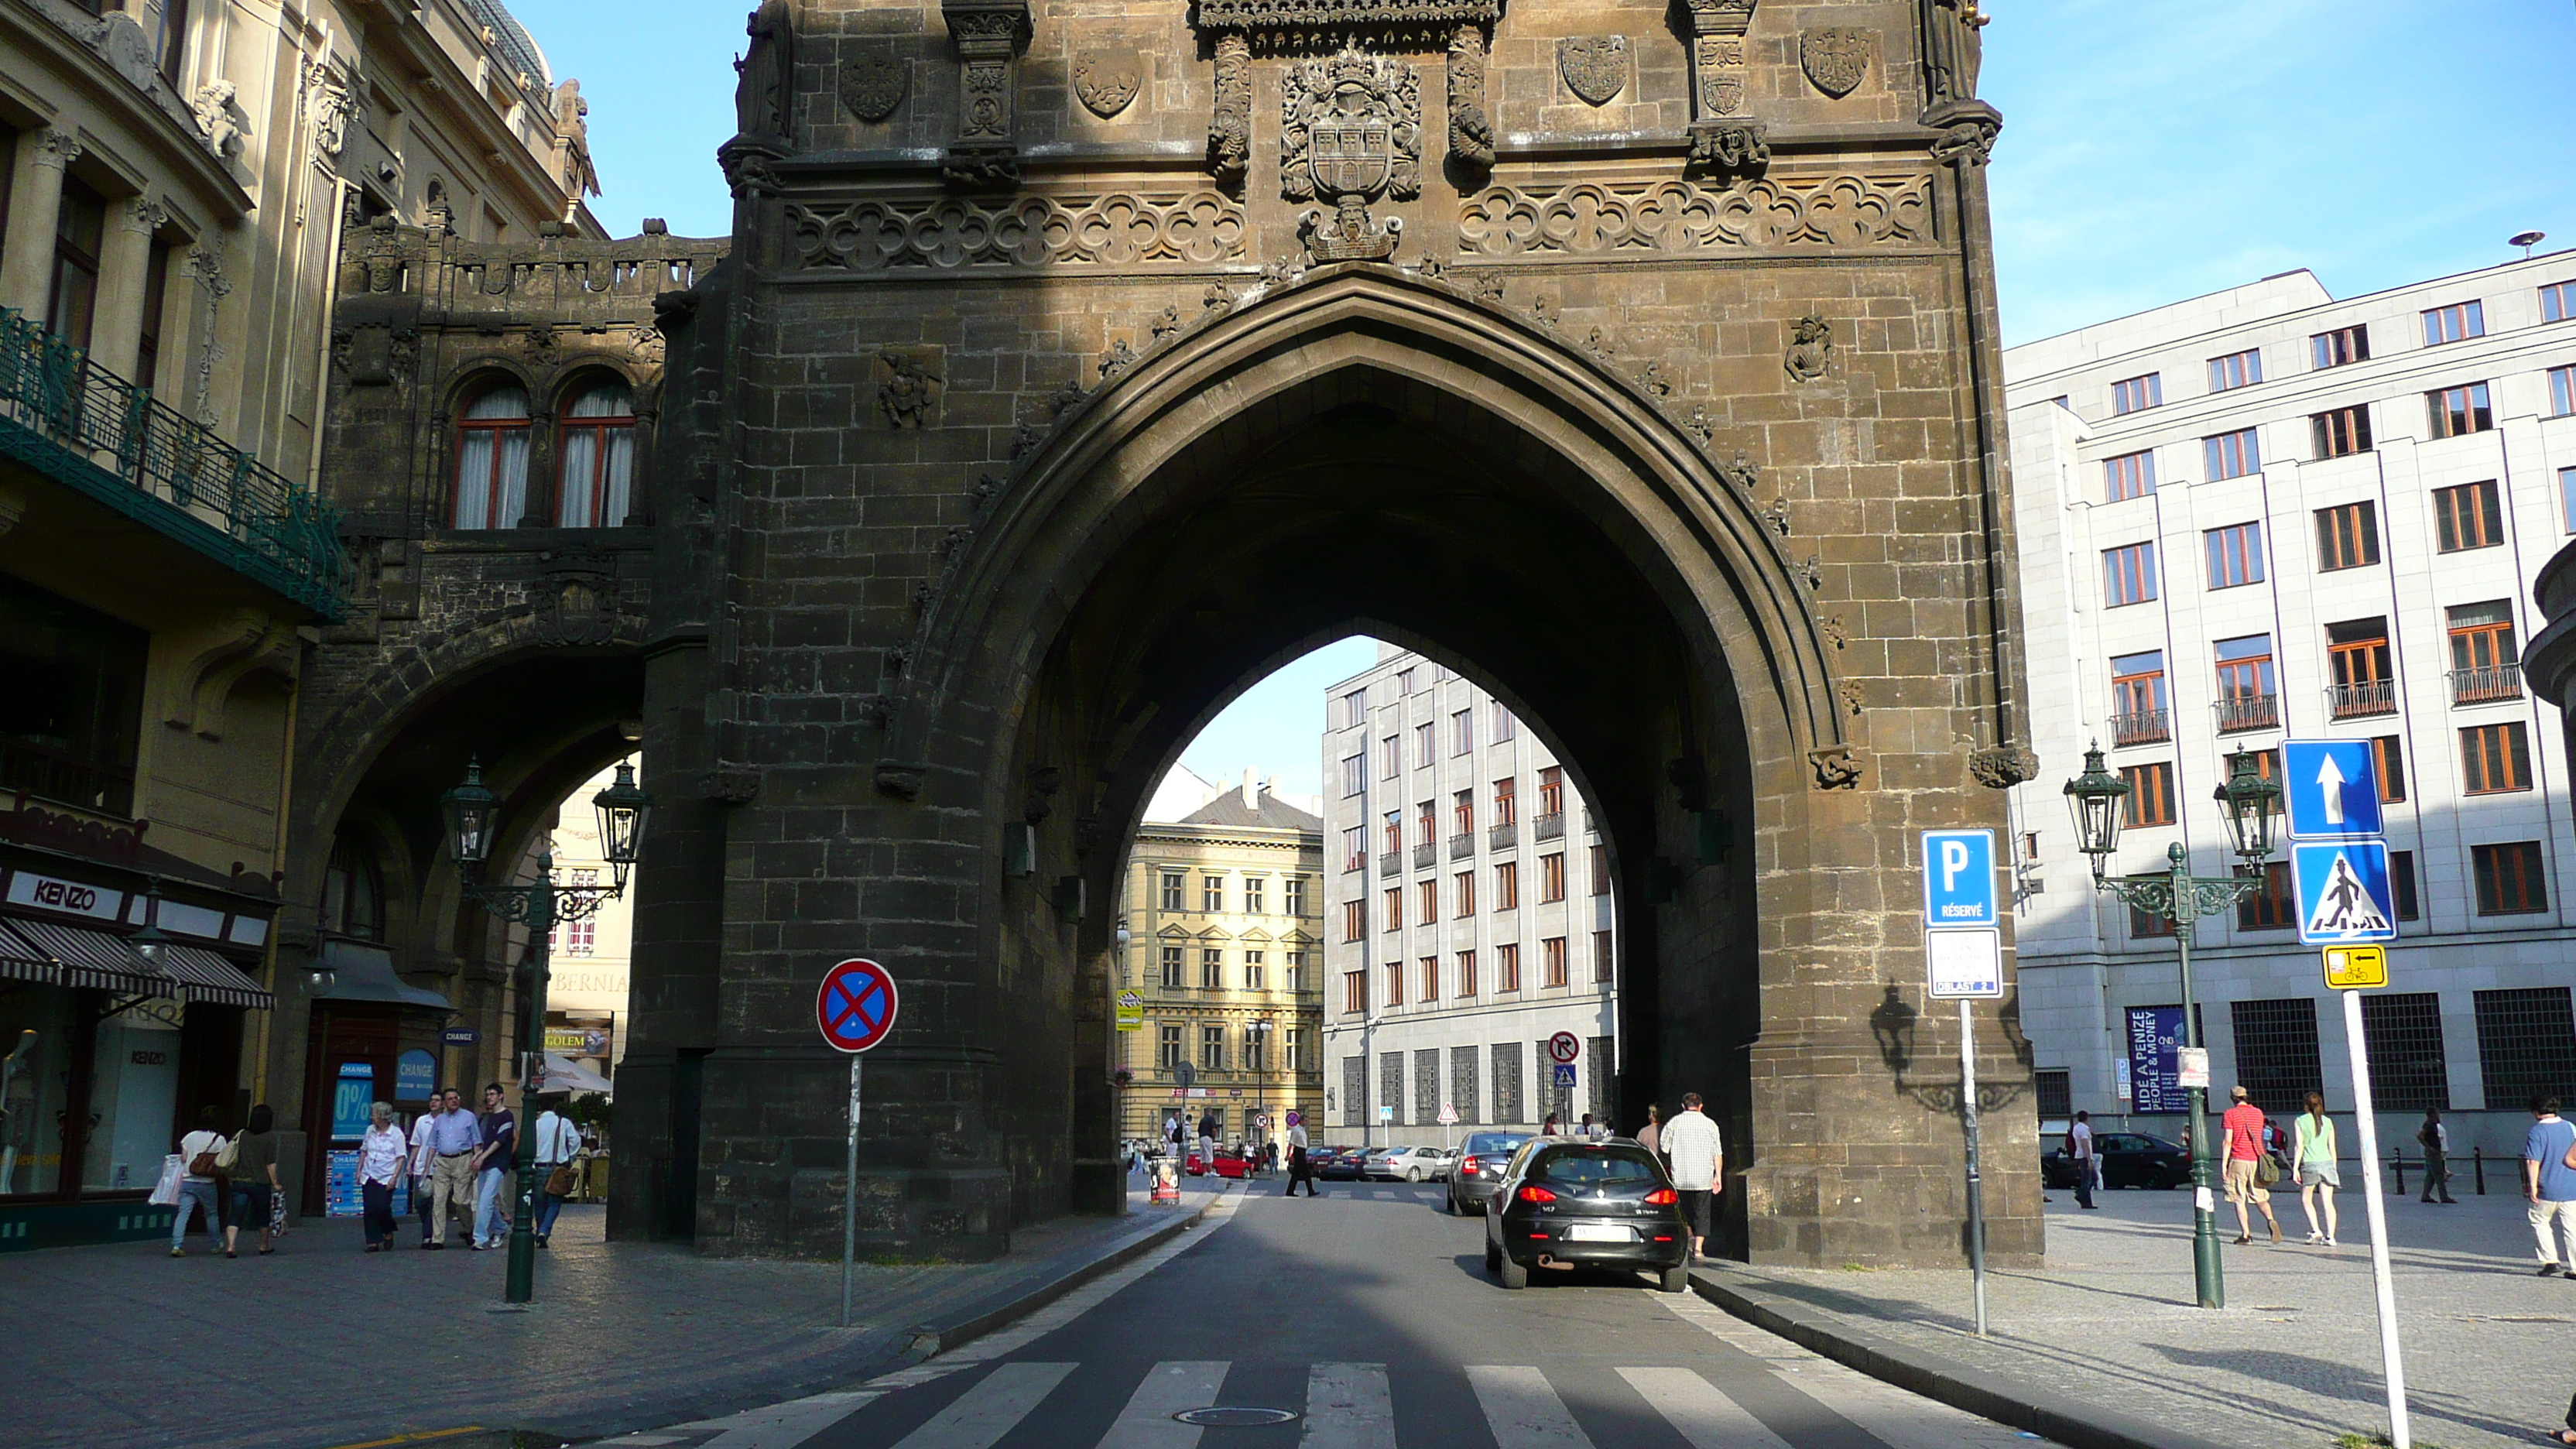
{"left": 1320, "top": 644, "right": 1619, "bottom": 1148}
{"left": 2004, "top": 252, "right": 2576, "bottom": 1156}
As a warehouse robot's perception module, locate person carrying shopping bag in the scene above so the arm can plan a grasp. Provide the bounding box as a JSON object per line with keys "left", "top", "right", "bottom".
{"left": 224, "top": 1105, "right": 284, "bottom": 1257}
{"left": 169, "top": 1108, "right": 228, "bottom": 1257}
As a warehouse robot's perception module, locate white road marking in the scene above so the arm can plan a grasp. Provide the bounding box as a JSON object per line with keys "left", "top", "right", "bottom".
{"left": 1466, "top": 1365, "right": 1593, "bottom": 1449}
{"left": 1616, "top": 1367, "right": 1796, "bottom": 1449}
{"left": 1302, "top": 1363, "right": 1396, "bottom": 1449}
{"left": 1098, "top": 1361, "right": 1228, "bottom": 1448}
{"left": 889, "top": 1362, "right": 1077, "bottom": 1449}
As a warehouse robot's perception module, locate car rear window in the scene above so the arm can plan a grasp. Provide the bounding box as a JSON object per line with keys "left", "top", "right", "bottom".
{"left": 1464, "top": 1133, "right": 1530, "bottom": 1156}
{"left": 1528, "top": 1146, "right": 1663, "bottom": 1187}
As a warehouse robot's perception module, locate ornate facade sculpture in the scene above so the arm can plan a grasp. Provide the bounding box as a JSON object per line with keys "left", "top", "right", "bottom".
{"left": 1280, "top": 48, "right": 1420, "bottom": 262}
{"left": 734, "top": 0, "right": 796, "bottom": 146}
{"left": 941, "top": 0, "right": 1033, "bottom": 186}
{"left": 303, "top": 58, "right": 356, "bottom": 166}
{"left": 1783, "top": 312, "right": 1834, "bottom": 382}
{"left": 191, "top": 80, "right": 245, "bottom": 160}
{"left": 1445, "top": 26, "right": 1492, "bottom": 172}
{"left": 1800, "top": 28, "right": 1869, "bottom": 98}
{"left": 841, "top": 45, "right": 908, "bottom": 122}
{"left": 1556, "top": 37, "right": 1626, "bottom": 106}
{"left": 879, "top": 351, "right": 941, "bottom": 428}
{"left": 1921, "top": 0, "right": 1988, "bottom": 103}
{"left": 1074, "top": 51, "right": 1141, "bottom": 118}
{"left": 1680, "top": 0, "right": 1762, "bottom": 178}
{"left": 1208, "top": 35, "right": 1253, "bottom": 185}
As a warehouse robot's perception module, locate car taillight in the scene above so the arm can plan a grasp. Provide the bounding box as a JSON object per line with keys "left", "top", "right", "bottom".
{"left": 1460, "top": 1156, "right": 1478, "bottom": 1175}
{"left": 1644, "top": 1188, "right": 1677, "bottom": 1204}
{"left": 1516, "top": 1185, "right": 1557, "bottom": 1204}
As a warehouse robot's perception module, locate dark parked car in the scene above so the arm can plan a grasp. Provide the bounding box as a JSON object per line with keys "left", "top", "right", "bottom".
{"left": 2042, "top": 1131, "right": 2190, "bottom": 1190}
{"left": 1445, "top": 1132, "right": 1533, "bottom": 1215}
{"left": 1317, "top": 1146, "right": 1370, "bottom": 1181}
{"left": 1484, "top": 1137, "right": 1690, "bottom": 1293}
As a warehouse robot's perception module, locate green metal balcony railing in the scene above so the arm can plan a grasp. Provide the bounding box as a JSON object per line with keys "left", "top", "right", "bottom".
{"left": 0, "top": 308, "right": 350, "bottom": 618}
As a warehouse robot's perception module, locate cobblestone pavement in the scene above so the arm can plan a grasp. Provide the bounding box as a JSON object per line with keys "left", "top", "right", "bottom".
{"left": 1728, "top": 1182, "right": 2574, "bottom": 1448}
{"left": 0, "top": 1185, "right": 1224, "bottom": 1449}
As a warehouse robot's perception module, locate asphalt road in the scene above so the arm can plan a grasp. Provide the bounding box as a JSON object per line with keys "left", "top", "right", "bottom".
{"left": 714, "top": 1182, "right": 2054, "bottom": 1449}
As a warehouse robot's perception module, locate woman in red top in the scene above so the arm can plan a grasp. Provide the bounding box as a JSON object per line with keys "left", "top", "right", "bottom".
{"left": 2219, "top": 1085, "right": 2280, "bottom": 1245}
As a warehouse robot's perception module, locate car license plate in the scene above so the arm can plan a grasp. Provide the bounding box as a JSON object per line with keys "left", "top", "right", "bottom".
{"left": 1565, "top": 1223, "right": 1633, "bottom": 1242}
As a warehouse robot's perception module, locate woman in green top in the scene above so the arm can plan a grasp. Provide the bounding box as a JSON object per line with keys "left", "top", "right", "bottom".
{"left": 225, "top": 1103, "right": 283, "bottom": 1257}
{"left": 2293, "top": 1091, "right": 2341, "bottom": 1246}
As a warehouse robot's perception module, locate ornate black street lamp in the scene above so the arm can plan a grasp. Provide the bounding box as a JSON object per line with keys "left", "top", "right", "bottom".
{"left": 438, "top": 756, "right": 652, "bottom": 1306}
{"left": 2064, "top": 743, "right": 2279, "bottom": 1310}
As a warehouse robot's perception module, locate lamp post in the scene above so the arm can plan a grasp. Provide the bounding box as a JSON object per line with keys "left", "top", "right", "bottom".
{"left": 2064, "top": 742, "right": 2279, "bottom": 1310}
{"left": 1245, "top": 1018, "right": 1274, "bottom": 1159}
{"left": 438, "top": 756, "right": 653, "bottom": 1307}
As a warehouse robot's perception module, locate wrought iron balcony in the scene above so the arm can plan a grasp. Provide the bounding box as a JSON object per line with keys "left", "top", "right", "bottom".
{"left": 1378, "top": 851, "right": 1400, "bottom": 877}
{"left": 1450, "top": 832, "right": 1473, "bottom": 860}
{"left": 2325, "top": 680, "right": 2398, "bottom": 720}
{"left": 1488, "top": 822, "right": 1517, "bottom": 852}
{"left": 2448, "top": 663, "right": 2523, "bottom": 705}
{"left": 2211, "top": 694, "right": 2279, "bottom": 734}
{"left": 2108, "top": 709, "right": 2170, "bottom": 747}
{"left": 1533, "top": 811, "right": 1565, "bottom": 841}
{"left": 1412, "top": 841, "right": 1435, "bottom": 870}
{"left": 0, "top": 309, "right": 349, "bottom": 617}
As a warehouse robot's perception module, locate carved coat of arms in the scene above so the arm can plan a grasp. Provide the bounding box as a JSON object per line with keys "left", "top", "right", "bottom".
{"left": 1556, "top": 37, "right": 1628, "bottom": 107}
{"left": 1279, "top": 48, "right": 1420, "bottom": 204}
{"left": 1801, "top": 28, "right": 1871, "bottom": 99}
{"left": 1073, "top": 52, "right": 1140, "bottom": 118}
{"left": 841, "top": 45, "right": 907, "bottom": 122}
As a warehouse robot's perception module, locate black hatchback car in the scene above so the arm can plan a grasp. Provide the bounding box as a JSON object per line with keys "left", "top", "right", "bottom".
{"left": 2041, "top": 1131, "right": 2190, "bottom": 1190}
{"left": 1484, "top": 1137, "right": 1690, "bottom": 1293}
{"left": 1444, "top": 1131, "right": 1533, "bottom": 1215}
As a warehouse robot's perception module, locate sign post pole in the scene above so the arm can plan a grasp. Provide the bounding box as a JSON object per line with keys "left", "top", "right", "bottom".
{"left": 1921, "top": 831, "right": 2001, "bottom": 1336}
{"left": 2341, "top": 985, "right": 2410, "bottom": 1449}
{"left": 841, "top": 1051, "right": 862, "bottom": 1328}
{"left": 816, "top": 957, "right": 899, "bottom": 1330}
{"left": 1958, "top": 996, "right": 1985, "bottom": 1338}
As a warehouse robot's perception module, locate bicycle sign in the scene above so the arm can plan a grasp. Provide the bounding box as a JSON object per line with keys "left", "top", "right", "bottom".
{"left": 816, "top": 958, "right": 899, "bottom": 1053}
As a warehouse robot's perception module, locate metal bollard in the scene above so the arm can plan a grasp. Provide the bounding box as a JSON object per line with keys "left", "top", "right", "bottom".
{"left": 2389, "top": 1150, "right": 2404, "bottom": 1196}
{"left": 2474, "top": 1146, "right": 2485, "bottom": 1195}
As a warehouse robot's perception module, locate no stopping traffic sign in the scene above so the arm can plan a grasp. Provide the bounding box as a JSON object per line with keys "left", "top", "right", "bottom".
{"left": 1547, "top": 1032, "right": 1580, "bottom": 1065}
{"left": 817, "top": 958, "right": 899, "bottom": 1053}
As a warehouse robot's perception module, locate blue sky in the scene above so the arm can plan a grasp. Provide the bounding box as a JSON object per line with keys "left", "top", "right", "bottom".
{"left": 519, "top": 2, "right": 2576, "bottom": 793}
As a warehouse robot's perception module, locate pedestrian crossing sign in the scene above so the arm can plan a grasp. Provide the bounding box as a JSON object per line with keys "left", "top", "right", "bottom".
{"left": 2290, "top": 841, "right": 2397, "bottom": 945}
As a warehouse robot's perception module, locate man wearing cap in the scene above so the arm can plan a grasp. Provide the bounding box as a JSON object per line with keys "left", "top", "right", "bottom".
{"left": 2220, "top": 1085, "right": 2280, "bottom": 1245}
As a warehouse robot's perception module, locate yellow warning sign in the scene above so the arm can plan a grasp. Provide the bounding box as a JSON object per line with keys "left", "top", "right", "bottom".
{"left": 2323, "top": 944, "right": 2387, "bottom": 990}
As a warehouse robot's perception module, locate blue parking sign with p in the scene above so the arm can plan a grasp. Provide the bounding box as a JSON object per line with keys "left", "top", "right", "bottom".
{"left": 1921, "top": 830, "right": 1998, "bottom": 928}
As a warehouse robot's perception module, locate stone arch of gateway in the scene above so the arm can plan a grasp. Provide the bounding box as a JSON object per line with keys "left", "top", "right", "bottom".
{"left": 316, "top": 0, "right": 2049, "bottom": 1266}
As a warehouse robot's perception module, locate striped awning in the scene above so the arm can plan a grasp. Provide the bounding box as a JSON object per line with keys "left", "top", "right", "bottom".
{"left": 157, "top": 944, "right": 274, "bottom": 1010}
{"left": 0, "top": 922, "right": 57, "bottom": 988}
{"left": 4, "top": 919, "right": 171, "bottom": 995}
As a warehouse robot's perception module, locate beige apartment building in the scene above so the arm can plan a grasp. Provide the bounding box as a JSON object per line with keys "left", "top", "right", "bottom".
{"left": 1116, "top": 772, "right": 1324, "bottom": 1150}
{"left": 0, "top": 0, "right": 601, "bottom": 1249}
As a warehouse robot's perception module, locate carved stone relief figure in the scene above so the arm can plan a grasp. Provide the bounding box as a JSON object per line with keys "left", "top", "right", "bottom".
{"left": 1800, "top": 28, "right": 1870, "bottom": 98}
{"left": 1922, "top": 0, "right": 1989, "bottom": 103}
{"left": 1074, "top": 51, "right": 1141, "bottom": 118}
{"left": 735, "top": 0, "right": 796, "bottom": 143}
{"left": 1446, "top": 26, "right": 1492, "bottom": 171}
{"left": 1209, "top": 34, "right": 1252, "bottom": 184}
{"left": 1280, "top": 48, "right": 1420, "bottom": 262}
{"left": 304, "top": 57, "right": 356, "bottom": 166}
{"left": 192, "top": 80, "right": 246, "bottom": 160}
{"left": 842, "top": 44, "right": 908, "bottom": 122}
{"left": 1556, "top": 37, "right": 1627, "bottom": 107}
{"left": 1783, "top": 313, "right": 1834, "bottom": 382}
{"left": 940, "top": 0, "right": 1032, "bottom": 185}
{"left": 876, "top": 350, "right": 942, "bottom": 428}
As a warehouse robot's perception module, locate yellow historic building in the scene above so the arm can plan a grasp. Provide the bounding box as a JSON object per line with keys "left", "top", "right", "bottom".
{"left": 0, "top": 0, "right": 601, "bottom": 1249}
{"left": 1118, "top": 772, "right": 1324, "bottom": 1150}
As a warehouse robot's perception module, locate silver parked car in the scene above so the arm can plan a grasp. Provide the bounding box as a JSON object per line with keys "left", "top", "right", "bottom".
{"left": 1444, "top": 1131, "right": 1533, "bottom": 1214}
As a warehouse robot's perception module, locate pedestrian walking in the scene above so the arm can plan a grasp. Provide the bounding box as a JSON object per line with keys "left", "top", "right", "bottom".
{"left": 2417, "top": 1107, "right": 2456, "bottom": 1204}
{"left": 1663, "top": 1092, "right": 1724, "bottom": 1262}
{"left": 2525, "top": 1094, "right": 2576, "bottom": 1276}
{"left": 420, "top": 1085, "right": 480, "bottom": 1249}
{"left": 2068, "top": 1110, "right": 2099, "bottom": 1210}
{"left": 358, "top": 1102, "right": 407, "bottom": 1252}
{"left": 224, "top": 1104, "right": 284, "bottom": 1257}
{"left": 168, "top": 1107, "right": 228, "bottom": 1257}
{"left": 471, "top": 1081, "right": 517, "bottom": 1249}
{"left": 531, "top": 1095, "right": 581, "bottom": 1248}
{"left": 1541, "top": 1111, "right": 1563, "bottom": 1136}
{"left": 1637, "top": 1104, "right": 1663, "bottom": 1161}
{"left": 2547, "top": 1387, "right": 2576, "bottom": 1448}
{"left": 2293, "top": 1091, "right": 2341, "bottom": 1245}
{"left": 1196, "top": 1110, "right": 1216, "bottom": 1171}
{"left": 2219, "top": 1086, "right": 2281, "bottom": 1245}
{"left": 1283, "top": 1111, "right": 1316, "bottom": 1197}
{"left": 408, "top": 1094, "right": 442, "bottom": 1244}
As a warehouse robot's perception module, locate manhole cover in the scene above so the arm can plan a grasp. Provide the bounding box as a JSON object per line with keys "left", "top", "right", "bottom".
{"left": 1172, "top": 1406, "right": 1301, "bottom": 1427}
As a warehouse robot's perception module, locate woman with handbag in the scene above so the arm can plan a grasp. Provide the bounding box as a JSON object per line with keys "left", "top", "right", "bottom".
{"left": 2294, "top": 1091, "right": 2341, "bottom": 1246}
{"left": 224, "top": 1105, "right": 283, "bottom": 1256}
{"left": 531, "top": 1094, "right": 582, "bottom": 1247}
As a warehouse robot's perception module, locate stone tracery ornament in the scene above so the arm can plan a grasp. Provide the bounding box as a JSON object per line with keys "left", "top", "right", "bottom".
{"left": 841, "top": 43, "right": 908, "bottom": 122}
{"left": 788, "top": 191, "right": 1247, "bottom": 271}
{"left": 1556, "top": 37, "right": 1627, "bottom": 107}
{"left": 1446, "top": 26, "right": 1493, "bottom": 172}
{"left": 1074, "top": 51, "right": 1141, "bottom": 118}
{"left": 1800, "top": 28, "right": 1871, "bottom": 98}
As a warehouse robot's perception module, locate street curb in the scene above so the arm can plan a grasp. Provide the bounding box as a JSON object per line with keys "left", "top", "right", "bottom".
{"left": 1688, "top": 1266, "right": 2238, "bottom": 1449}
{"left": 900, "top": 1191, "right": 1222, "bottom": 1358}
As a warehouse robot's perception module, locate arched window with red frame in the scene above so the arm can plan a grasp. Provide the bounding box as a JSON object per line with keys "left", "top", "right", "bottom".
{"left": 452, "top": 382, "right": 531, "bottom": 529}
{"left": 557, "top": 379, "right": 637, "bottom": 527}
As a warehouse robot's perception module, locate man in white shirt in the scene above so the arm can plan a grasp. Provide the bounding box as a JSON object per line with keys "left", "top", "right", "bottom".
{"left": 2068, "top": 1111, "right": 2099, "bottom": 1210}
{"left": 1283, "top": 1112, "right": 1316, "bottom": 1197}
{"left": 1660, "top": 1093, "right": 1725, "bottom": 1262}
{"left": 530, "top": 1095, "right": 584, "bottom": 1248}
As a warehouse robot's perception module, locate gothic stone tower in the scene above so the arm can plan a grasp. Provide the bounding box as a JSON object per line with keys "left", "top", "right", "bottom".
{"left": 625, "top": 0, "right": 2038, "bottom": 1265}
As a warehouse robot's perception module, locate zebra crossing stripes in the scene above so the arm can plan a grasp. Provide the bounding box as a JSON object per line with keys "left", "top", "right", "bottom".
{"left": 1098, "top": 1361, "right": 1226, "bottom": 1449}
{"left": 888, "top": 1362, "right": 1076, "bottom": 1449}
{"left": 1303, "top": 1363, "right": 1397, "bottom": 1449}
{"left": 1616, "top": 1367, "right": 1799, "bottom": 1449}
{"left": 1465, "top": 1365, "right": 1594, "bottom": 1449}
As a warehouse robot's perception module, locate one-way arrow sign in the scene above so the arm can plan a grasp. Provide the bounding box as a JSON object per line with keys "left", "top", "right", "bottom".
{"left": 2283, "top": 740, "right": 2384, "bottom": 841}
